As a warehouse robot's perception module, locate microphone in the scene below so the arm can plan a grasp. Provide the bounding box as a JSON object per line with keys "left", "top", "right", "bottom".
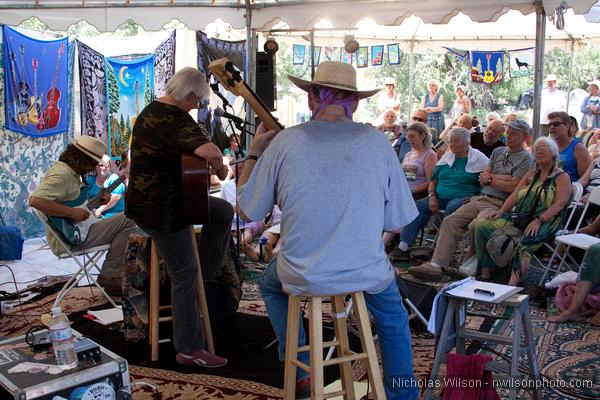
{"left": 210, "top": 82, "right": 230, "bottom": 108}
{"left": 214, "top": 107, "right": 246, "bottom": 126}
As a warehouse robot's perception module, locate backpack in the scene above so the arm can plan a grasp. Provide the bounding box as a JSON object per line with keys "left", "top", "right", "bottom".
{"left": 486, "top": 225, "right": 522, "bottom": 268}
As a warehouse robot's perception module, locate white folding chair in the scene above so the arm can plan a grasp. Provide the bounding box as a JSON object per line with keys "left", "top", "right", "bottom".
{"left": 540, "top": 185, "right": 600, "bottom": 282}
{"left": 532, "top": 182, "right": 587, "bottom": 285}
{"left": 32, "top": 209, "right": 118, "bottom": 308}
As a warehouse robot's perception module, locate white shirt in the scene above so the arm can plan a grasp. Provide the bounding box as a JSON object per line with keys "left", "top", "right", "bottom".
{"left": 540, "top": 88, "right": 566, "bottom": 124}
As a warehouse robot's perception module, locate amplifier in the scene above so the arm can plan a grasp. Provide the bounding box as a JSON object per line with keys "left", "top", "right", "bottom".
{"left": 0, "top": 330, "right": 131, "bottom": 400}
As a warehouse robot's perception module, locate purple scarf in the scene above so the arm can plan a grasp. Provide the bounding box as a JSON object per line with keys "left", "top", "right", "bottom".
{"left": 310, "top": 86, "right": 358, "bottom": 120}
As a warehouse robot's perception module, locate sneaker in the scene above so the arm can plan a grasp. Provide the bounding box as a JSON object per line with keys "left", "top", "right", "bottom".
{"left": 407, "top": 262, "right": 443, "bottom": 281}
{"left": 389, "top": 249, "right": 410, "bottom": 262}
{"left": 176, "top": 350, "right": 227, "bottom": 368}
{"left": 295, "top": 377, "right": 311, "bottom": 399}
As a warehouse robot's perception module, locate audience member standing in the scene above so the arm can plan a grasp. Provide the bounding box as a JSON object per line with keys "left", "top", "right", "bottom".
{"left": 377, "top": 77, "right": 401, "bottom": 114}
{"left": 421, "top": 79, "right": 445, "bottom": 137}
{"left": 580, "top": 80, "right": 600, "bottom": 132}
{"left": 450, "top": 85, "right": 471, "bottom": 121}
{"left": 540, "top": 74, "right": 566, "bottom": 135}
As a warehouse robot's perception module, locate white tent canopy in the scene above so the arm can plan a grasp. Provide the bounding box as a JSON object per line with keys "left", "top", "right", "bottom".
{"left": 0, "top": 0, "right": 596, "bottom": 32}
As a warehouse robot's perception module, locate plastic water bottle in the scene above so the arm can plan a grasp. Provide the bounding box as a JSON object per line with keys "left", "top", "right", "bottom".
{"left": 49, "top": 306, "right": 78, "bottom": 370}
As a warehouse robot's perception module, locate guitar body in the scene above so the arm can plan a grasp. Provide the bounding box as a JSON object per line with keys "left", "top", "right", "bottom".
{"left": 43, "top": 88, "right": 62, "bottom": 129}
{"left": 181, "top": 154, "right": 210, "bottom": 224}
{"left": 28, "top": 96, "right": 42, "bottom": 125}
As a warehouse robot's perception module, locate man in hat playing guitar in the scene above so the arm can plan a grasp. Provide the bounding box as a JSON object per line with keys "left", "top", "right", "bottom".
{"left": 29, "top": 136, "right": 138, "bottom": 296}
{"left": 237, "top": 61, "right": 419, "bottom": 399}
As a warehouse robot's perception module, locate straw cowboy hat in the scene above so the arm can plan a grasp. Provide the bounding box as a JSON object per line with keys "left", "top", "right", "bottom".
{"left": 288, "top": 61, "right": 380, "bottom": 99}
{"left": 71, "top": 136, "right": 110, "bottom": 167}
{"left": 587, "top": 79, "right": 600, "bottom": 89}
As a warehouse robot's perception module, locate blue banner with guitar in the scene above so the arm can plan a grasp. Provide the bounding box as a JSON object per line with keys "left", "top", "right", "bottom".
{"left": 3, "top": 26, "right": 69, "bottom": 137}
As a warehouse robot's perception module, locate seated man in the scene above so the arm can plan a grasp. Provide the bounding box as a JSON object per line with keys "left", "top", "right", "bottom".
{"left": 238, "top": 61, "right": 419, "bottom": 399}
{"left": 408, "top": 120, "right": 533, "bottom": 281}
{"left": 548, "top": 111, "right": 592, "bottom": 183}
{"left": 29, "top": 136, "right": 138, "bottom": 296}
{"left": 377, "top": 109, "right": 405, "bottom": 144}
{"left": 470, "top": 119, "right": 506, "bottom": 157}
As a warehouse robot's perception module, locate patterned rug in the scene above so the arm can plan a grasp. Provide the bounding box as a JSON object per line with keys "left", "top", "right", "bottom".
{"left": 129, "top": 365, "right": 283, "bottom": 399}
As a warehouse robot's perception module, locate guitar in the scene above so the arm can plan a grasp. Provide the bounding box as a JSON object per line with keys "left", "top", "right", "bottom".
{"left": 17, "top": 45, "right": 30, "bottom": 127}
{"left": 28, "top": 58, "right": 43, "bottom": 127}
{"left": 8, "top": 52, "right": 20, "bottom": 124}
{"left": 42, "top": 43, "right": 65, "bottom": 130}
{"left": 181, "top": 153, "right": 211, "bottom": 224}
{"left": 208, "top": 57, "right": 284, "bottom": 133}
{"left": 47, "top": 174, "right": 127, "bottom": 246}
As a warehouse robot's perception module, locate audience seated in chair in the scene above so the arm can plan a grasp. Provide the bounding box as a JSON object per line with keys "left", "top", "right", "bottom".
{"left": 245, "top": 206, "right": 282, "bottom": 263}
{"left": 473, "top": 137, "right": 572, "bottom": 286}
{"left": 548, "top": 111, "right": 592, "bottom": 183}
{"left": 470, "top": 119, "right": 506, "bottom": 157}
{"left": 390, "top": 127, "right": 488, "bottom": 262}
{"left": 548, "top": 213, "right": 600, "bottom": 325}
{"left": 85, "top": 163, "right": 126, "bottom": 219}
{"left": 28, "top": 136, "right": 138, "bottom": 297}
{"left": 408, "top": 120, "right": 533, "bottom": 281}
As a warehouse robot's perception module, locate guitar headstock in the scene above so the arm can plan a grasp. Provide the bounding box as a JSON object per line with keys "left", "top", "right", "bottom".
{"left": 32, "top": 58, "right": 38, "bottom": 70}
{"left": 208, "top": 58, "right": 243, "bottom": 97}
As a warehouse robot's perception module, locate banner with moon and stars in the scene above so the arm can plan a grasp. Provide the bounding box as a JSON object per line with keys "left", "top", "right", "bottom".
{"left": 105, "top": 54, "right": 155, "bottom": 158}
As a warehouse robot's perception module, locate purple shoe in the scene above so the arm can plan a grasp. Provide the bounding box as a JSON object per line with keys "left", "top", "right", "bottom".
{"left": 176, "top": 350, "right": 227, "bottom": 368}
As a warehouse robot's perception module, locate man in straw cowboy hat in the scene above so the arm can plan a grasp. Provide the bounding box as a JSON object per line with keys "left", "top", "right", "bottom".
{"left": 237, "top": 61, "right": 419, "bottom": 399}
{"left": 29, "top": 136, "right": 138, "bottom": 296}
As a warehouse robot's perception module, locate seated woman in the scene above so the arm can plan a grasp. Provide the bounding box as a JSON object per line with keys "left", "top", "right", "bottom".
{"left": 474, "top": 137, "right": 572, "bottom": 285}
{"left": 85, "top": 163, "right": 126, "bottom": 218}
{"left": 223, "top": 133, "right": 246, "bottom": 160}
{"left": 391, "top": 127, "right": 488, "bottom": 260}
{"left": 383, "top": 122, "right": 436, "bottom": 250}
{"left": 245, "top": 206, "right": 282, "bottom": 263}
{"left": 549, "top": 213, "right": 600, "bottom": 325}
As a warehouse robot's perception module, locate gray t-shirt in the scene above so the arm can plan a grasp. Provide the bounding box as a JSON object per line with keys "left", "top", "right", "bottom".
{"left": 238, "top": 120, "right": 417, "bottom": 296}
{"left": 482, "top": 146, "right": 533, "bottom": 199}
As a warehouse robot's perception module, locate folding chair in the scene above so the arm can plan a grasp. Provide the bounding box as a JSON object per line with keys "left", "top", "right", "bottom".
{"left": 32, "top": 209, "right": 118, "bottom": 308}
{"left": 539, "top": 185, "right": 600, "bottom": 283}
{"left": 531, "top": 182, "right": 585, "bottom": 285}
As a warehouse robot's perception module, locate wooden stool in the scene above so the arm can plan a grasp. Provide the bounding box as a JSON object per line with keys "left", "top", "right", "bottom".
{"left": 425, "top": 294, "right": 542, "bottom": 400}
{"left": 283, "top": 292, "right": 386, "bottom": 400}
{"left": 148, "top": 227, "right": 214, "bottom": 361}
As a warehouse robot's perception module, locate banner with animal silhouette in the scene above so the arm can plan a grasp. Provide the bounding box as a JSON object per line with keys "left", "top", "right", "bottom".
{"left": 105, "top": 54, "right": 155, "bottom": 159}
{"left": 508, "top": 47, "right": 534, "bottom": 78}
{"left": 470, "top": 50, "right": 504, "bottom": 85}
{"left": 3, "top": 26, "right": 69, "bottom": 136}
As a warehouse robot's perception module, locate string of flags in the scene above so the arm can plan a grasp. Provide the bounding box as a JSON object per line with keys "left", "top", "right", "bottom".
{"left": 291, "top": 43, "right": 535, "bottom": 85}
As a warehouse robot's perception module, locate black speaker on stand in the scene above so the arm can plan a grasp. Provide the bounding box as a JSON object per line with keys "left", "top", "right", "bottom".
{"left": 255, "top": 51, "right": 276, "bottom": 111}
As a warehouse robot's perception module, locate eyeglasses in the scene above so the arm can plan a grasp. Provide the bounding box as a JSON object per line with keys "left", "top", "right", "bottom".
{"left": 503, "top": 151, "right": 510, "bottom": 166}
{"left": 549, "top": 121, "right": 564, "bottom": 128}
{"left": 412, "top": 116, "right": 427, "bottom": 123}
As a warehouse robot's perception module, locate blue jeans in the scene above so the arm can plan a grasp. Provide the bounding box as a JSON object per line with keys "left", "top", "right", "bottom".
{"left": 260, "top": 261, "right": 419, "bottom": 399}
{"left": 400, "top": 196, "right": 465, "bottom": 246}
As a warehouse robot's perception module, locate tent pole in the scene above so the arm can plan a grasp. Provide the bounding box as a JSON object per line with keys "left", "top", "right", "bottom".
{"left": 408, "top": 41, "right": 415, "bottom": 118}
{"left": 565, "top": 38, "right": 575, "bottom": 114}
{"left": 310, "top": 29, "right": 315, "bottom": 79}
{"left": 245, "top": 0, "right": 256, "bottom": 144}
{"left": 532, "top": 0, "right": 546, "bottom": 139}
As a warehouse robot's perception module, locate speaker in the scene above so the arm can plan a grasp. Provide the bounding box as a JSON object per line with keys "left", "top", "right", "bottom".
{"left": 396, "top": 276, "right": 437, "bottom": 323}
{"left": 255, "top": 51, "right": 276, "bottom": 111}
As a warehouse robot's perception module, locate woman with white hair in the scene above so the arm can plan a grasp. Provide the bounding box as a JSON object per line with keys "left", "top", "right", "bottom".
{"left": 450, "top": 85, "right": 471, "bottom": 121}
{"left": 486, "top": 111, "right": 501, "bottom": 125}
{"left": 420, "top": 79, "right": 445, "bottom": 136}
{"left": 474, "top": 136, "right": 572, "bottom": 285}
{"left": 580, "top": 79, "right": 600, "bottom": 132}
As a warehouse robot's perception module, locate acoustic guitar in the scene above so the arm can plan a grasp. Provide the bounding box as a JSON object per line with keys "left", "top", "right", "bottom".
{"left": 181, "top": 151, "right": 211, "bottom": 225}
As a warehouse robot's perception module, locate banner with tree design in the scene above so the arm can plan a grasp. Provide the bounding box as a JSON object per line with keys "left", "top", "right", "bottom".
{"left": 105, "top": 54, "right": 155, "bottom": 158}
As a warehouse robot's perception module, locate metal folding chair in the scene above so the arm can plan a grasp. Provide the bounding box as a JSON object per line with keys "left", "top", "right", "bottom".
{"left": 32, "top": 209, "right": 118, "bottom": 308}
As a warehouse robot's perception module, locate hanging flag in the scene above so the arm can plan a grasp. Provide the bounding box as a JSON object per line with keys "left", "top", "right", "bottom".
{"left": 356, "top": 47, "right": 368, "bottom": 68}
{"left": 443, "top": 46, "right": 470, "bottom": 63}
{"left": 78, "top": 40, "right": 108, "bottom": 144}
{"left": 3, "top": 26, "right": 69, "bottom": 137}
{"left": 470, "top": 51, "right": 504, "bottom": 84}
{"left": 387, "top": 44, "right": 402, "bottom": 65}
{"left": 293, "top": 44, "right": 305, "bottom": 65}
{"left": 106, "top": 55, "right": 155, "bottom": 158}
{"left": 154, "top": 30, "right": 176, "bottom": 98}
{"left": 371, "top": 45, "right": 384, "bottom": 66}
{"left": 508, "top": 47, "right": 534, "bottom": 78}
{"left": 341, "top": 48, "right": 353, "bottom": 65}
{"left": 322, "top": 46, "right": 341, "bottom": 62}
{"left": 309, "top": 46, "right": 321, "bottom": 66}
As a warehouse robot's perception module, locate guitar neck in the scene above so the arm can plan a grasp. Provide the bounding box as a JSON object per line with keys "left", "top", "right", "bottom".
{"left": 87, "top": 175, "right": 125, "bottom": 209}
{"left": 239, "top": 81, "right": 283, "bottom": 133}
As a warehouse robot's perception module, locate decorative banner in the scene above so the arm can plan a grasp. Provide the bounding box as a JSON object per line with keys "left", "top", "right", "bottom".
{"left": 509, "top": 47, "right": 534, "bottom": 78}
{"left": 153, "top": 30, "right": 176, "bottom": 98}
{"left": 3, "top": 26, "right": 69, "bottom": 136}
{"left": 371, "top": 45, "right": 384, "bottom": 66}
{"left": 78, "top": 40, "right": 107, "bottom": 143}
{"left": 387, "top": 43, "right": 401, "bottom": 65}
{"left": 309, "top": 46, "right": 321, "bottom": 66}
{"left": 196, "top": 31, "right": 246, "bottom": 82}
{"left": 356, "top": 47, "right": 368, "bottom": 68}
{"left": 341, "top": 48, "right": 353, "bottom": 65}
{"left": 322, "top": 46, "right": 341, "bottom": 62}
{"left": 292, "top": 44, "right": 305, "bottom": 65}
{"left": 470, "top": 51, "right": 504, "bottom": 84}
{"left": 106, "top": 54, "right": 155, "bottom": 158}
{"left": 443, "top": 46, "right": 470, "bottom": 63}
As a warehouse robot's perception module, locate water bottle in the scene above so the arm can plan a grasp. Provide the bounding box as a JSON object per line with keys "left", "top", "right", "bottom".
{"left": 259, "top": 236, "right": 268, "bottom": 262}
{"left": 49, "top": 306, "right": 78, "bottom": 370}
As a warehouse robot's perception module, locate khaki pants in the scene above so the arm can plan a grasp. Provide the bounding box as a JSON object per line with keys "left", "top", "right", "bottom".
{"left": 431, "top": 195, "right": 504, "bottom": 269}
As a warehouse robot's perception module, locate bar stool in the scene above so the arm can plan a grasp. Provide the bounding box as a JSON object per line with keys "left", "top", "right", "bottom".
{"left": 148, "top": 227, "right": 214, "bottom": 361}
{"left": 283, "top": 291, "right": 386, "bottom": 400}
{"left": 425, "top": 293, "right": 542, "bottom": 400}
